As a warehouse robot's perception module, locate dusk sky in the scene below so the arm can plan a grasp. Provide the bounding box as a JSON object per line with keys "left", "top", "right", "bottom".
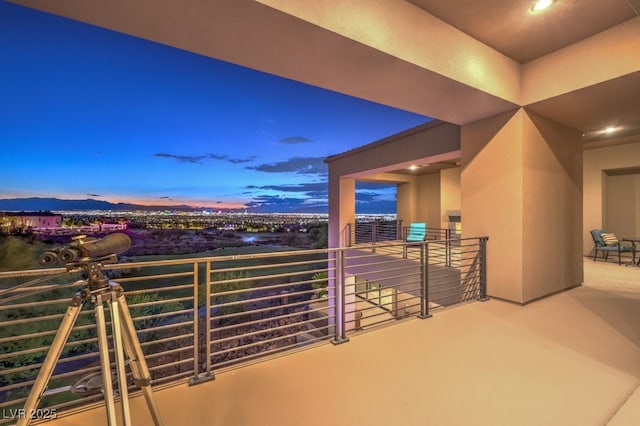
{"left": 0, "top": 2, "right": 429, "bottom": 213}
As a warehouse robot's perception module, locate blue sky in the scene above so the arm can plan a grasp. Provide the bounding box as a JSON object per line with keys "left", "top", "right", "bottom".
{"left": 0, "top": 2, "right": 429, "bottom": 213}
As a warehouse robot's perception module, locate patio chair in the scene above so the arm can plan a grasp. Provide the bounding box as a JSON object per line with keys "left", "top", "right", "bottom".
{"left": 403, "top": 222, "right": 426, "bottom": 258}
{"left": 590, "top": 229, "right": 636, "bottom": 265}
{"left": 406, "top": 222, "right": 427, "bottom": 242}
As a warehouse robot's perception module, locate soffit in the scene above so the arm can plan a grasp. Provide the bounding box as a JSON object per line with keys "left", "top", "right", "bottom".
{"left": 8, "top": 0, "right": 640, "bottom": 141}
{"left": 391, "top": 160, "right": 459, "bottom": 176}
{"left": 9, "top": 0, "right": 518, "bottom": 125}
{"left": 525, "top": 71, "right": 640, "bottom": 141}
{"left": 407, "top": 0, "right": 639, "bottom": 64}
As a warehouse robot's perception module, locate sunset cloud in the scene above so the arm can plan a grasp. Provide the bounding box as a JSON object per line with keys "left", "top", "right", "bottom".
{"left": 280, "top": 136, "right": 312, "bottom": 144}
{"left": 153, "top": 153, "right": 206, "bottom": 163}
{"left": 247, "top": 157, "right": 326, "bottom": 175}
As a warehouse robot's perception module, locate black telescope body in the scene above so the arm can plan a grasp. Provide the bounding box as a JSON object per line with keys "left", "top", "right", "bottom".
{"left": 85, "top": 233, "right": 132, "bottom": 257}
{"left": 38, "top": 233, "right": 132, "bottom": 266}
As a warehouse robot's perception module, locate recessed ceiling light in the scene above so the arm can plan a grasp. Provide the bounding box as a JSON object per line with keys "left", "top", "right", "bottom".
{"left": 604, "top": 126, "right": 618, "bottom": 134}
{"left": 409, "top": 165, "right": 418, "bottom": 171}
{"left": 531, "top": 0, "right": 555, "bottom": 12}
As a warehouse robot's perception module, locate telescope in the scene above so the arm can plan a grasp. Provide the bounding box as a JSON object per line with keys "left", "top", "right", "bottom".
{"left": 38, "top": 233, "right": 132, "bottom": 266}
{"left": 11, "top": 230, "right": 164, "bottom": 426}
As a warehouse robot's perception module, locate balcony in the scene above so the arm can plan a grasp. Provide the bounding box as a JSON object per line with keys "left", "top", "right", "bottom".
{"left": 1, "top": 239, "right": 639, "bottom": 425}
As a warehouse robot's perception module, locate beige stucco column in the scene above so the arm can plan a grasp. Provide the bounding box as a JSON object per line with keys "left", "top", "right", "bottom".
{"left": 461, "top": 108, "right": 583, "bottom": 304}
{"left": 396, "top": 179, "right": 418, "bottom": 227}
{"left": 328, "top": 173, "right": 355, "bottom": 249}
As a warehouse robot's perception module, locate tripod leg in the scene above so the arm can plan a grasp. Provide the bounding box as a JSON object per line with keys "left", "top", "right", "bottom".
{"left": 18, "top": 297, "right": 83, "bottom": 426}
{"left": 108, "top": 293, "right": 132, "bottom": 426}
{"left": 95, "top": 295, "right": 119, "bottom": 426}
{"left": 116, "top": 291, "right": 164, "bottom": 426}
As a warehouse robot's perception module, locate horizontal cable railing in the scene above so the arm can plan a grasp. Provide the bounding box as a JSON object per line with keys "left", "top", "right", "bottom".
{"left": 201, "top": 248, "right": 334, "bottom": 375}
{"left": 0, "top": 236, "right": 487, "bottom": 422}
{"left": 0, "top": 260, "right": 197, "bottom": 422}
{"left": 344, "top": 221, "right": 457, "bottom": 251}
{"left": 336, "top": 237, "right": 487, "bottom": 335}
{"left": 344, "top": 220, "right": 403, "bottom": 247}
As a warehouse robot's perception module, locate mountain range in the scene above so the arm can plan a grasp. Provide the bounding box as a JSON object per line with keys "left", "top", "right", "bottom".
{"left": 0, "top": 197, "right": 395, "bottom": 214}
{"left": 0, "top": 197, "right": 227, "bottom": 212}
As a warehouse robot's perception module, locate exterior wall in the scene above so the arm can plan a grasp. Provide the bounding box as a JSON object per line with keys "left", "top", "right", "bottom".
{"left": 418, "top": 174, "right": 441, "bottom": 228}
{"left": 326, "top": 121, "right": 460, "bottom": 249}
{"left": 7, "top": 214, "right": 62, "bottom": 229}
{"left": 328, "top": 175, "right": 355, "bottom": 248}
{"left": 397, "top": 169, "right": 459, "bottom": 232}
{"left": 462, "top": 108, "right": 583, "bottom": 304}
{"left": 583, "top": 140, "right": 640, "bottom": 254}
{"left": 440, "top": 167, "right": 461, "bottom": 229}
{"left": 461, "top": 109, "right": 524, "bottom": 302}
{"left": 397, "top": 178, "right": 418, "bottom": 225}
{"left": 606, "top": 174, "right": 640, "bottom": 239}
{"left": 521, "top": 112, "right": 583, "bottom": 302}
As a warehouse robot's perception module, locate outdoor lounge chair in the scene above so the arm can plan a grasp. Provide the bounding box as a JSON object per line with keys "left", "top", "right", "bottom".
{"left": 590, "top": 229, "right": 636, "bottom": 265}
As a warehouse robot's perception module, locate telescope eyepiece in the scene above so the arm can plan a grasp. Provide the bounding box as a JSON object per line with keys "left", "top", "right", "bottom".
{"left": 38, "top": 251, "right": 59, "bottom": 266}
{"left": 58, "top": 248, "right": 82, "bottom": 263}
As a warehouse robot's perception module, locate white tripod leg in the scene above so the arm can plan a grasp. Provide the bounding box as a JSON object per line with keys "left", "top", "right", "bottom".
{"left": 108, "top": 291, "right": 132, "bottom": 425}
{"left": 94, "top": 294, "right": 119, "bottom": 426}
{"left": 17, "top": 295, "right": 84, "bottom": 426}
{"left": 116, "top": 288, "right": 164, "bottom": 426}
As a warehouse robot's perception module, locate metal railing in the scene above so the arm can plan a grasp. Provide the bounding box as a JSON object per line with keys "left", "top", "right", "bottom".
{"left": 344, "top": 221, "right": 459, "bottom": 247}
{"left": 343, "top": 220, "right": 403, "bottom": 248}
{"left": 0, "top": 237, "right": 487, "bottom": 421}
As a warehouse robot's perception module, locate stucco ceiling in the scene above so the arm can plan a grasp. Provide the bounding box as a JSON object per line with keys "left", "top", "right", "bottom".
{"left": 407, "top": 0, "right": 640, "bottom": 143}
{"left": 408, "top": 0, "right": 639, "bottom": 64}
{"left": 9, "top": 0, "right": 640, "bottom": 143}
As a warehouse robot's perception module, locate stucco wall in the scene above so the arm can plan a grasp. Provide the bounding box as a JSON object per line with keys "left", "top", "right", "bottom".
{"left": 606, "top": 174, "right": 640, "bottom": 240}
{"left": 521, "top": 112, "right": 583, "bottom": 302}
{"left": 398, "top": 170, "right": 458, "bottom": 231}
{"left": 417, "top": 173, "right": 440, "bottom": 228}
{"left": 462, "top": 110, "right": 524, "bottom": 302}
{"left": 583, "top": 140, "right": 640, "bottom": 254}
{"left": 462, "top": 109, "right": 583, "bottom": 304}
{"left": 327, "top": 121, "right": 460, "bottom": 249}
{"left": 440, "top": 167, "right": 461, "bottom": 229}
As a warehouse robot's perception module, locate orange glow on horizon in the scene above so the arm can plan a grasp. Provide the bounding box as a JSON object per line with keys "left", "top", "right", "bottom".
{"left": 0, "top": 192, "right": 247, "bottom": 210}
{"left": 102, "top": 196, "right": 248, "bottom": 210}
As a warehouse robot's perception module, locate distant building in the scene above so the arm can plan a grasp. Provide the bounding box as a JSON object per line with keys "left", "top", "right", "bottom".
{"left": 1, "top": 211, "right": 62, "bottom": 232}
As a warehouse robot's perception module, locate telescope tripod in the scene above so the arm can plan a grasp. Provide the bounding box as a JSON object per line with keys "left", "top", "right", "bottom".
{"left": 18, "top": 263, "right": 163, "bottom": 426}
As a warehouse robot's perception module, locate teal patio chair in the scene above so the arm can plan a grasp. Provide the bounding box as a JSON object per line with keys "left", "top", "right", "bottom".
{"left": 591, "top": 229, "right": 636, "bottom": 265}
{"left": 406, "top": 222, "right": 427, "bottom": 242}
{"left": 403, "top": 222, "right": 426, "bottom": 258}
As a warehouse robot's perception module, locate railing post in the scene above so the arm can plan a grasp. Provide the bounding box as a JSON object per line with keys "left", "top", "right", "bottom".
{"left": 190, "top": 260, "right": 214, "bottom": 385}
{"left": 371, "top": 222, "right": 377, "bottom": 253}
{"left": 332, "top": 249, "right": 349, "bottom": 344}
{"left": 419, "top": 242, "right": 432, "bottom": 319}
{"left": 445, "top": 228, "right": 452, "bottom": 267}
{"left": 347, "top": 223, "right": 352, "bottom": 247}
{"left": 402, "top": 225, "right": 408, "bottom": 259}
{"left": 205, "top": 261, "right": 215, "bottom": 376}
{"left": 191, "top": 262, "right": 200, "bottom": 381}
{"left": 479, "top": 237, "right": 489, "bottom": 302}
{"left": 397, "top": 219, "right": 403, "bottom": 241}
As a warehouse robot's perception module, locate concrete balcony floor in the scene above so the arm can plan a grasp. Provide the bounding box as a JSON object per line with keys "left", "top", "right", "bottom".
{"left": 45, "top": 259, "right": 640, "bottom": 426}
